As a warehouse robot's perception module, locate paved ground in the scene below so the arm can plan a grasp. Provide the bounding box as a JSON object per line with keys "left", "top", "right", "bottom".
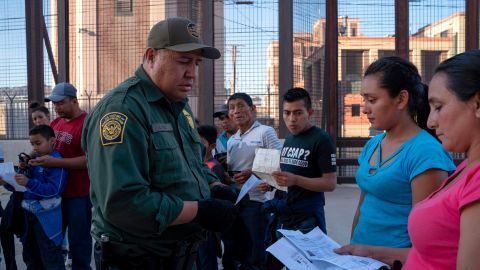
{"left": 0, "top": 184, "right": 360, "bottom": 270}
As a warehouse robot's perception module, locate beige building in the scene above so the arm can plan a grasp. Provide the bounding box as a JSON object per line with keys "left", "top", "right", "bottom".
{"left": 262, "top": 33, "right": 319, "bottom": 128}
{"left": 264, "top": 12, "right": 465, "bottom": 137}
{"left": 49, "top": 0, "right": 225, "bottom": 115}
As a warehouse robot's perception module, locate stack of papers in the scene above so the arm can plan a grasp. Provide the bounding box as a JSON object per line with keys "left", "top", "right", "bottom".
{"left": 267, "top": 227, "right": 387, "bottom": 270}
{"left": 252, "top": 148, "right": 287, "bottom": 192}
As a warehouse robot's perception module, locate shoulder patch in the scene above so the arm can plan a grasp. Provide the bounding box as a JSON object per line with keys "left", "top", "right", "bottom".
{"left": 182, "top": 109, "right": 195, "bottom": 129}
{"left": 100, "top": 112, "right": 128, "bottom": 146}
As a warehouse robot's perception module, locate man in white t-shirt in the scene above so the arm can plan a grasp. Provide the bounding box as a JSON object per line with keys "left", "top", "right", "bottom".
{"left": 225, "top": 92, "right": 282, "bottom": 270}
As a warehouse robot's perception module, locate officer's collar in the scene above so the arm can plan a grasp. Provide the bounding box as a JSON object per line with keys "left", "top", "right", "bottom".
{"left": 135, "top": 65, "right": 188, "bottom": 107}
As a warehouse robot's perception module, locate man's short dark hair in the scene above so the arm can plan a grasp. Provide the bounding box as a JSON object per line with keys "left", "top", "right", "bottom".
{"left": 29, "top": 124, "right": 55, "bottom": 139}
{"left": 282, "top": 87, "right": 312, "bottom": 110}
{"left": 228, "top": 93, "right": 253, "bottom": 107}
{"left": 197, "top": 125, "right": 218, "bottom": 145}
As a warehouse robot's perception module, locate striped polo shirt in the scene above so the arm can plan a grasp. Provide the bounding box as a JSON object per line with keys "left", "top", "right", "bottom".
{"left": 227, "top": 121, "right": 282, "bottom": 202}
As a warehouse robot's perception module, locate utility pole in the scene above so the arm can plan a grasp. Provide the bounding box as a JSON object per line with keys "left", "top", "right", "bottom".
{"left": 231, "top": 45, "right": 237, "bottom": 95}
{"left": 228, "top": 44, "right": 244, "bottom": 95}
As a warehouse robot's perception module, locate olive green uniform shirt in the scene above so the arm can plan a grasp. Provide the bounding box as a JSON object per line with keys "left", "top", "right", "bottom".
{"left": 82, "top": 65, "right": 218, "bottom": 257}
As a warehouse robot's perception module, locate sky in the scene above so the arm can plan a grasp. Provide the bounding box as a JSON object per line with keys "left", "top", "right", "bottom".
{"left": 0, "top": 0, "right": 54, "bottom": 89}
{"left": 0, "top": 0, "right": 467, "bottom": 90}
{"left": 221, "top": 0, "right": 465, "bottom": 95}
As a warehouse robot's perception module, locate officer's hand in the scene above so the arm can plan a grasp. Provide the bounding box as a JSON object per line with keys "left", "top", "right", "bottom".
{"left": 0, "top": 176, "right": 6, "bottom": 186}
{"left": 210, "top": 184, "right": 238, "bottom": 203}
{"left": 192, "top": 198, "right": 239, "bottom": 232}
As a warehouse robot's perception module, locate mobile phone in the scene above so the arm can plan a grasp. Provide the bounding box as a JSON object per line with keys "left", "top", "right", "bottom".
{"left": 214, "top": 152, "right": 227, "bottom": 160}
{"left": 227, "top": 170, "right": 241, "bottom": 177}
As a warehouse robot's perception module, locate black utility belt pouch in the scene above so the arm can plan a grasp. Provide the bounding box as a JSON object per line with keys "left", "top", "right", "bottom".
{"left": 170, "top": 240, "right": 201, "bottom": 270}
{"left": 95, "top": 238, "right": 200, "bottom": 270}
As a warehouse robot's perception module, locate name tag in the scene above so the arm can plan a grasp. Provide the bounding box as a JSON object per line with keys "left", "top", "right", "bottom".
{"left": 152, "top": 123, "right": 173, "bottom": 132}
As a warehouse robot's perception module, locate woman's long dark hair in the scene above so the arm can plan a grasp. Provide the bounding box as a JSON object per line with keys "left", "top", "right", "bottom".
{"left": 434, "top": 50, "right": 480, "bottom": 102}
{"left": 364, "top": 56, "right": 430, "bottom": 132}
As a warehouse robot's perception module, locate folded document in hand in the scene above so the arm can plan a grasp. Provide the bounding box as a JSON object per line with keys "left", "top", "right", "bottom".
{"left": 252, "top": 148, "right": 287, "bottom": 192}
{"left": 266, "top": 227, "right": 388, "bottom": 270}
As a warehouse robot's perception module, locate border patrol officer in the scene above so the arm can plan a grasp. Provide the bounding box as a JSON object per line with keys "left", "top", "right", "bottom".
{"left": 82, "top": 17, "right": 238, "bottom": 270}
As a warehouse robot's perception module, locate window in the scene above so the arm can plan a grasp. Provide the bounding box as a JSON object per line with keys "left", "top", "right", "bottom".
{"left": 421, "top": 51, "right": 442, "bottom": 82}
{"left": 345, "top": 50, "right": 363, "bottom": 77}
{"left": 115, "top": 0, "right": 133, "bottom": 16}
{"left": 350, "top": 23, "right": 357, "bottom": 36}
{"left": 351, "top": 104, "right": 360, "bottom": 117}
{"left": 378, "top": 50, "right": 395, "bottom": 58}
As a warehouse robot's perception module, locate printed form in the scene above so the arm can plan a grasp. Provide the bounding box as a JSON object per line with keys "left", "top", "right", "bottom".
{"left": 267, "top": 227, "right": 387, "bottom": 270}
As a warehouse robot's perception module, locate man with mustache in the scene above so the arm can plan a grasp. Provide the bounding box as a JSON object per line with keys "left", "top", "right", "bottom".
{"left": 82, "top": 17, "right": 238, "bottom": 270}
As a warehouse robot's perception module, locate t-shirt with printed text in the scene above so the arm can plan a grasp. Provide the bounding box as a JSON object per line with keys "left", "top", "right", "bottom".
{"left": 280, "top": 126, "right": 336, "bottom": 206}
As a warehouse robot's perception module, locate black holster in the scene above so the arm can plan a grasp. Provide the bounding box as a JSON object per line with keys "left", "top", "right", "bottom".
{"left": 94, "top": 239, "right": 200, "bottom": 270}
{"left": 172, "top": 240, "right": 201, "bottom": 270}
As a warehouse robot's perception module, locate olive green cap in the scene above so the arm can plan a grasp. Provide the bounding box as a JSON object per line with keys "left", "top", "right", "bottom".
{"left": 147, "top": 17, "right": 220, "bottom": 59}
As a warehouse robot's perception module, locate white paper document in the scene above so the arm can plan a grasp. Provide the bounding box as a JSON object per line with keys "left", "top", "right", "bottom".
{"left": 252, "top": 148, "right": 287, "bottom": 191}
{"left": 267, "top": 227, "right": 388, "bottom": 270}
{"left": 235, "top": 174, "right": 262, "bottom": 205}
{"left": 266, "top": 237, "right": 321, "bottom": 270}
{"left": 0, "top": 162, "right": 26, "bottom": 192}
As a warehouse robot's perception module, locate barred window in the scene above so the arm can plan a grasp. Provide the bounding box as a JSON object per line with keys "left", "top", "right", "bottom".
{"left": 115, "top": 0, "right": 133, "bottom": 16}
{"left": 421, "top": 51, "right": 443, "bottom": 82}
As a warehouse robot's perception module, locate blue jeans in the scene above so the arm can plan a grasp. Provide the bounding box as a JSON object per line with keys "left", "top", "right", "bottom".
{"left": 22, "top": 213, "right": 65, "bottom": 270}
{"left": 62, "top": 197, "right": 92, "bottom": 270}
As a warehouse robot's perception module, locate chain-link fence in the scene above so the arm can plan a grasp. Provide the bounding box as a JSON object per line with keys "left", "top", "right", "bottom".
{"left": 0, "top": 0, "right": 472, "bottom": 180}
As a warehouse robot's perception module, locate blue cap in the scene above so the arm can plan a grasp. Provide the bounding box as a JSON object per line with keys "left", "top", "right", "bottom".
{"left": 45, "top": 82, "right": 77, "bottom": 102}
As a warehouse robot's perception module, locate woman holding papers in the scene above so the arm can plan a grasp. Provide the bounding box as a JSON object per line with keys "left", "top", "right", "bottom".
{"left": 348, "top": 56, "right": 455, "bottom": 249}
{"left": 342, "top": 55, "right": 457, "bottom": 267}
{"left": 337, "top": 50, "right": 480, "bottom": 269}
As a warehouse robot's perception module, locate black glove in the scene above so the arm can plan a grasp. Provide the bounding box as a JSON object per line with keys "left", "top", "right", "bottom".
{"left": 192, "top": 198, "right": 238, "bottom": 232}
{"left": 210, "top": 184, "right": 238, "bottom": 203}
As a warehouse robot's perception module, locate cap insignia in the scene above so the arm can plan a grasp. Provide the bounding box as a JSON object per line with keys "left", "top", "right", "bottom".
{"left": 186, "top": 23, "right": 199, "bottom": 38}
